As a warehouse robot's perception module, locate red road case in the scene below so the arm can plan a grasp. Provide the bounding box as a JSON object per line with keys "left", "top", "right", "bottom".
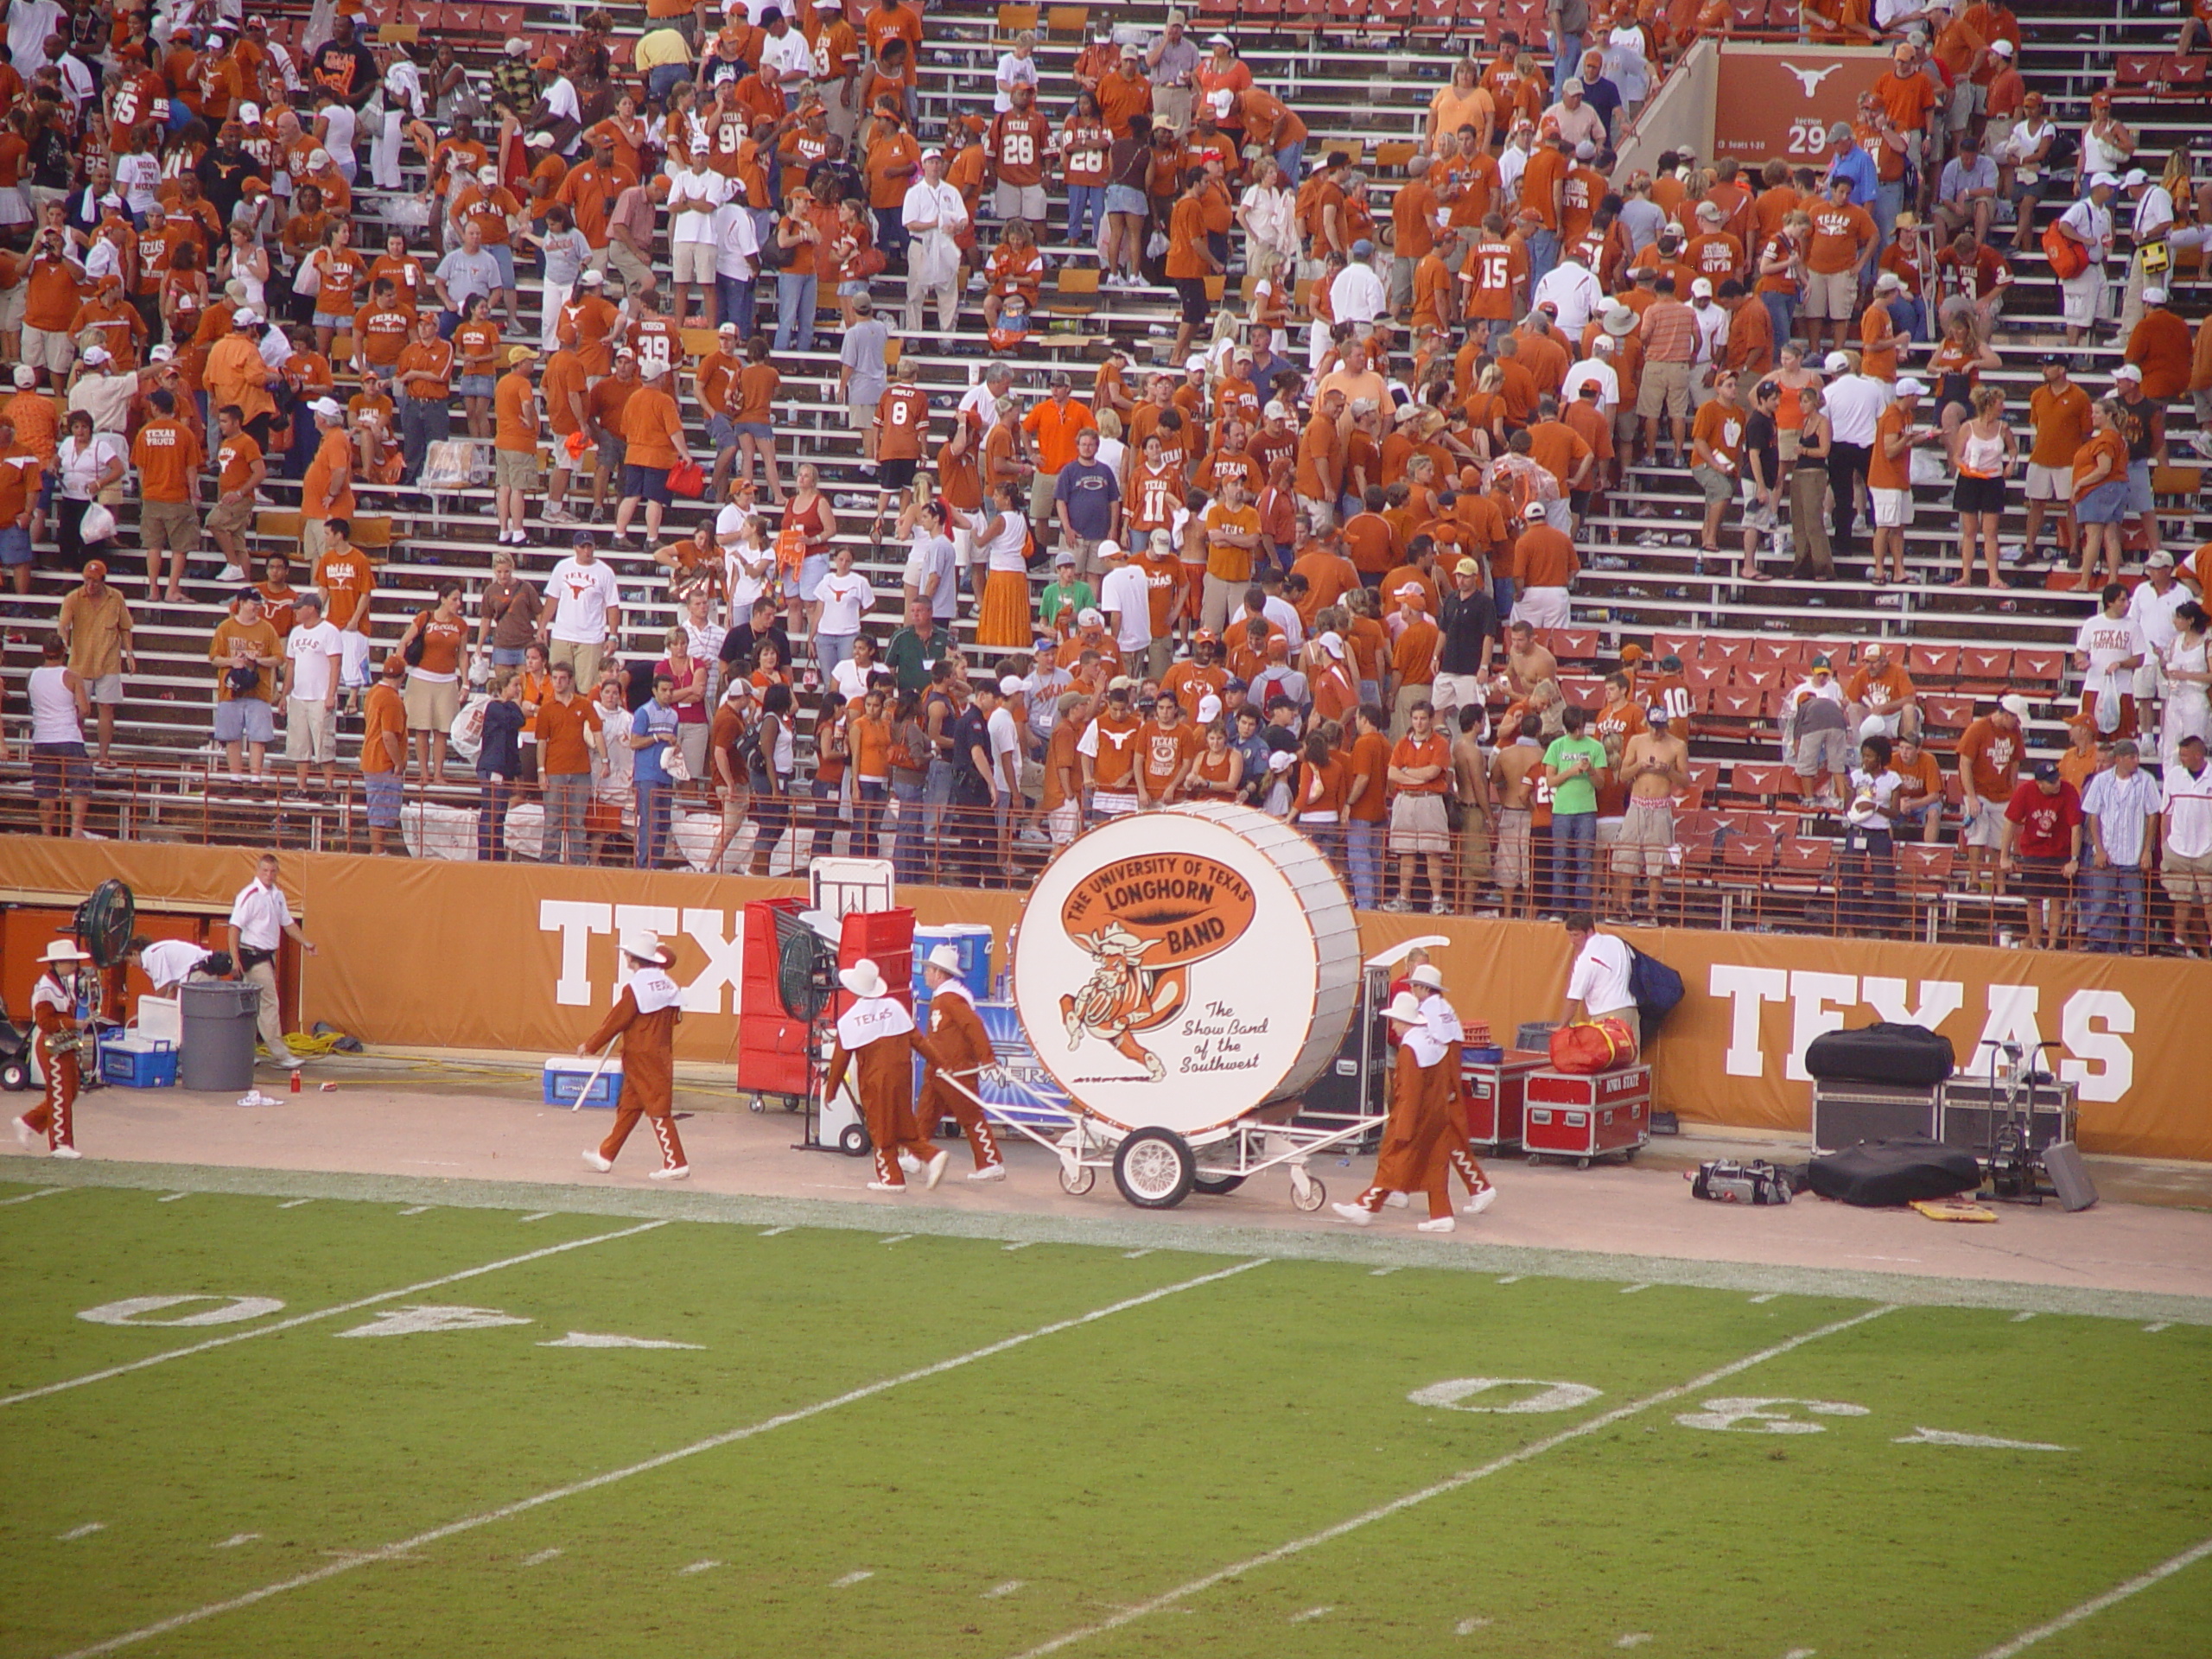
{"left": 1459, "top": 1049, "right": 1548, "bottom": 1152}
{"left": 1523, "top": 1066, "right": 1653, "bottom": 1166}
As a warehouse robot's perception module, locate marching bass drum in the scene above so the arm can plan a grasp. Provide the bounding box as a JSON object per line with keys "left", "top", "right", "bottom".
{"left": 1009, "top": 802, "right": 1359, "bottom": 1139}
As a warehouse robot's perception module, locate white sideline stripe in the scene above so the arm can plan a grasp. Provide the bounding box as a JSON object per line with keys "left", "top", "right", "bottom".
{"left": 1289, "top": 1605, "right": 1332, "bottom": 1623}
{"left": 1977, "top": 1533, "right": 2212, "bottom": 1659}
{"left": 758, "top": 1227, "right": 791, "bottom": 1236}
{"left": 518, "top": 1213, "right": 554, "bottom": 1224}
{"left": 984, "top": 1582, "right": 1026, "bottom": 1599}
{"left": 1749, "top": 1293, "right": 1778, "bottom": 1304}
{"left": 58, "top": 1523, "right": 106, "bottom": 1541}
{"left": 398, "top": 1206, "right": 433, "bottom": 1217}
{"left": 213, "top": 1534, "right": 260, "bottom": 1549}
{"left": 0, "top": 1186, "right": 72, "bottom": 1206}
{"left": 1370, "top": 1267, "right": 1399, "bottom": 1277}
{"left": 880, "top": 1235, "right": 912, "bottom": 1246}
{"left": 831, "top": 1570, "right": 874, "bottom": 1587}
{"left": 1008, "top": 1304, "right": 1897, "bottom": 1658}
{"left": 157, "top": 1194, "right": 189, "bottom": 1204}
{"left": 53, "top": 1258, "right": 1268, "bottom": 1659}
{"left": 679, "top": 1560, "right": 722, "bottom": 1576}
{"left": 1493, "top": 1275, "right": 1521, "bottom": 1285}
{"left": 1, "top": 1221, "right": 671, "bottom": 1409}
{"left": 1619, "top": 1283, "right": 1650, "bottom": 1295}
{"left": 277, "top": 1199, "right": 315, "bottom": 1210}
{"left": 2010, "top": 1311, "right": 2037, "bottom": 1323}
{"left": 1003, "top": 1241, "right": 1035, "bottom": 1250}
{"left": 521, "top": 1548, "right": 562, "bottom": 1567}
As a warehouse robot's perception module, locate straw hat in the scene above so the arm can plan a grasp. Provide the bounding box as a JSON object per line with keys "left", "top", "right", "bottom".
{"left": 839, "top": 958, "right": 888, "bottom": 999}
{"left": 618, "top": 930, "right": 675, "bottom": 967}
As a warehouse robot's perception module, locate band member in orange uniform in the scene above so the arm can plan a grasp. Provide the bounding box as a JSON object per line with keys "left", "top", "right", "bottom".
{"left": 578, "top": 930, "right": 689, "bottom": 1180}
{"left": 915, "top": 944, "right": 1006, "bottom": 1181}
{"left": 1332, "top": 992, "right": 1455, "bottom": 1229}
{"left": 823, "top": 957, "right": 948, "bottom": 1193}
{"left": 14, "top": 941, "right": 89, "bottom": 1159}
{"left": 1410, "top": 962, "right": 1498, "bottom": 1216}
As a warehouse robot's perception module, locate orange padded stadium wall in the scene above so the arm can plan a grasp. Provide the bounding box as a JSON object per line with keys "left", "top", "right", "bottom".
{"left": 2, "top": 838, "right": 2206, "bottom": 1163}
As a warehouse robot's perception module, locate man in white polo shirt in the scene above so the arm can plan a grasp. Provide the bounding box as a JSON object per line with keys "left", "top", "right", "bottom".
{"left": 227, "top": 853, "right": 319, "bottom": 1077}
{"left": 2161, "top": 732, "right": 2212, "bottom": 954}
{"left": 1559, "top": 908, "right": 1638, "bottom": 1045}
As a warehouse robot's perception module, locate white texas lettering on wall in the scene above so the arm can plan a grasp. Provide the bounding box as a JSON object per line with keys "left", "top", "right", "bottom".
{"left": 1707, "top": 966, "right": 2136, "bottom": 1103}
{"left": 539, "top": 900, "right": 747, "bottom": 1014}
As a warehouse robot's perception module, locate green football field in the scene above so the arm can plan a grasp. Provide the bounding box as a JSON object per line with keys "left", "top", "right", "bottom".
{"left": 3, "top": 1178, "right": 2208, "bottom": 1659}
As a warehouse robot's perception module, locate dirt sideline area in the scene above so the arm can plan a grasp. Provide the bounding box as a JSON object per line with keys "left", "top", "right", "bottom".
{"left": 11, "top": 1049, "right": 2210, "bottom": 1321}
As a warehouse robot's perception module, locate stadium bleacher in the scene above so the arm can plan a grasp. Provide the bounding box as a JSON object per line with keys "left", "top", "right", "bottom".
{"left": 3, "top": 0, "right": 2204, "bottom": 950}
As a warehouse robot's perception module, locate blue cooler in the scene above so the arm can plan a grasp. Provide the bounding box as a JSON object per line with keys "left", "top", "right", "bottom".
{"left": 912, "top": 925, "right": 995, "bottom": 1005}
{"left": 100, "top": 1034, "right": 179, "bottom": 1089}
{"left": 543, "top": 1057, "right": 624, "bottom": 1108}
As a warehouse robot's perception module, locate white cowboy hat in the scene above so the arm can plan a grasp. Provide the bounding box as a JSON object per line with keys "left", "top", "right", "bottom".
{"left": 40, "top": 939, "right": 90, "bottom": 965}
{"left": 618, "top": 929, "right": 675, "bottom": 966}
{"left": 839, "top": 958, "right": 888, "bottom": 999}
{"left": 1384, "top": 990, "right": 1426, "bottom": 1025}
{"left": 1409, "top": 963, "right": 1445, "bottom": 992}
{"left": 922, "top": 943, "right": 965, "bottom": 976}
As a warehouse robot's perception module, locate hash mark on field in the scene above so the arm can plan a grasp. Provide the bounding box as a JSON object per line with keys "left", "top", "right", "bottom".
{"left": 1979, "top": 1532, "right": 2212, "bottom": 1657}
{"left": 984, "top": 1582, "right": 1025, "bottom": 1599}
{"left": 1004, "top": 1241, "right": 1035, "bottom": 1250}
{"left": 1749, "top": 1294, "right": 1778, "bottom": 1304}
{"left": 832, "top": 1571, "right": 874, "bottom": 1588}
{"left": 0, "top": 1186, "right": 70, "bottom": 1206}
{"left": 2144, "top": 1321, "right": 2172, "bottom": 1333}
{"left": 758, "top": 1227, "right": 791, "bottom": 1236}
{"left": 158, "top": 1193, "right": 189, "bottom": 1204}
{"left": 1617, "top": 1636, "right": 1653, "bottom": 1649}
{"left": 1290, "top": 1606, "right": 1332, "bottom": 1624}
{"left": 59, "top": 1523, "right": 105, "bottom": 1541}
{"left": 278, "top": 1199, "right": 315, "bottom": 1210}
{"left": 880, "top": 1234, "right": 912, "bottom": 1245}
{"left": 4, "top": 1220, "right": 671, "bottom": 1408}
{"left": 1494, "top": 1275, "right": 1521, "bottom": 1285}
{"left": 1122, "top": 1249, "right": 1152, "bottom": 1259}
{"left": 213, "top": 1535, "right": 260, "bottom": 1550}
{"left": 678, "top": 1560, "right": 721, "bottom": 1576}
{"left": 518, "top": 1213, "right": 554, "bottom": 1224}
{"left": 1009, "top": 1304, "right": 1895, "bottom": 1659}
{"left": 1784, "top": 1648, "right": 1818, "bottom": 1657}
{"left": 1455, "top": 1616, "right": 1493, "bottom": 1635}
{"left": 1371, "top": 1267, "right": 1399, "bottom": 1276}
{"left": 398, "top": 1206, "right": 433, "bottom": 1217}
{"left": 2010, "top": 1312, "right": 2037, "bottom": 1323}
{"left": 522, "top": 1549, "right": 562, "bottom": 1567}
{"left": 1620, "top": 1283, "right": 1651, "bottom": 1295}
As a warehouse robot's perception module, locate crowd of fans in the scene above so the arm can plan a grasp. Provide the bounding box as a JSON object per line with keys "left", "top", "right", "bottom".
{"left": 4, "top": 0, "right": 2211, "bottom": 953}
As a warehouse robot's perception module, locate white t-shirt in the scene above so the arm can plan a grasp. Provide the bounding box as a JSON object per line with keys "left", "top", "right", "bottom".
{"left": 227, "top": 878, "right": 293, "bottom": 951}
{"left": 2161, "top": 762, "right": 2212, "bottom": 859}
{"left": 903, "top": 531, "right": 961, "bottom": 618}
{"left": 545, "top": 556, "right": 622, "bottom": 644}
{"left": 1098, "top": 563, "right": 1152, "bottom": 652}
{"left": 138, "top": 938, "right": 216, "bottom": 990}
{"left": 2127, "top": 581, "right": 2190, "bottom": 656}
{"left": 116, "top": 152, "right": 163, "bottom": 216}
{"left": 285, "top": 620, "right": 343, "bottom": 702}
{"left": 760, "top": 26, "right": 812, "bottom": 79}
{"left": 669, "top": 167, "right": 732, "bottom": 245}
{"left": 2075, "top": 611, "right": 2147, "bottom": 700}
{"left": 988, "top": 705, "right": 1021, "bottom": 780}
{"left": 815, "top": 570, "right": 874, "bottom": 635}
{"left": 831, "top": 658, "right": 874, "bottom": 702}
{"left": 1567, "top": 931, "right": 1635, "bottom": 1016}
{"left": 714, "top": 202, "right": 760, "bottom": 280}
{"left": 993, "top": 49, "right": 1039, "bottom": 111}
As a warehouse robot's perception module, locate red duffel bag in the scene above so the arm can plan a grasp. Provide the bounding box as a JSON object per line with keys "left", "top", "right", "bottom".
{"left": 1548, "top": 1018, "right": 1639, "bottom": 1074}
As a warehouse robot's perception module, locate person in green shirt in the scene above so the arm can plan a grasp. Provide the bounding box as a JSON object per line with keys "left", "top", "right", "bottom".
{"left": 1036, "top": 549, "right": 1096, "bottom": 639}
{"left": 886, "top": 597, "right": 952, "bottom": 695}
{"left": 1542, "top": 705, "right": 1609, "bottom": 912}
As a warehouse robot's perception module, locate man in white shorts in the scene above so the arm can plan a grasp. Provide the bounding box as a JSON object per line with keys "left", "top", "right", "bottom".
{"left": 2054, "top": 174, "right": 2117, "bottom": 347}
{"left": 280, "top": 593, "right": 343, "bottom": 796}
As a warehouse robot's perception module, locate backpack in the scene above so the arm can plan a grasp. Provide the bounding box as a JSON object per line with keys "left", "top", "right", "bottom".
{"left": 733, "top": 714, "right": 772, "bottom": 784}
{"left": 2042, "top": 219, "right": 2088, "bottom": 281}
{"left": 1628, "top": 946, "right": 1684, "bottom": 1034}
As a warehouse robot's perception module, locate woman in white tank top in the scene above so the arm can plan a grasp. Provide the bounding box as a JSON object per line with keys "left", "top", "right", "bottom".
{"left": 1948, "top": 385, "right": 2015, "bottom": 590}
{"left": 29, "top": 646, "right": 91, "bottom": 837}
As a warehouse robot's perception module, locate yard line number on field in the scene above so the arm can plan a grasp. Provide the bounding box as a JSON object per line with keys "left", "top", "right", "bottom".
{"left": 1, "top": 1221, "right": 671, "bottom": 1408}
{"left": 1008, "top": 1304, "right": 1899, "bottom": 1659}
{"left": 51, "top": 1257, "right": 1269, "bottom": 1659}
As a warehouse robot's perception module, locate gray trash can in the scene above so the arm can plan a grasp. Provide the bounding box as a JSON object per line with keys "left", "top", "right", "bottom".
{"left": 180, "top": 980, "right": 261, "bottom": 1093}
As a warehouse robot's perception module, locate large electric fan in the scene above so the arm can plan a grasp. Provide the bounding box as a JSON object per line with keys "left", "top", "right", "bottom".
{"left": 771, "top": 907, "right": 839, "bottom": 1022}
{"left": 74, "top": 880, "right": 136, "bottom": 969}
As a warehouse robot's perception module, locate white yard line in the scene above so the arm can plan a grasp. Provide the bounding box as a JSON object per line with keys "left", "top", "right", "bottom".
{"left": 53, "top": 1258, "right": 1268, "bottom": 1659}
{"left": 0, "top": 1186, "right": 73, "bottom": 1207}
{"left": 278, "top": 1199, "right": 315, "bottom": 1210}
{"left": 757, "top": 1227, "right": 791, "bottom": 1237}
{"left": 1977, "top": 1534, "right": 2212, "bottom": 1659}
{"left": 518, "top": 1213, "right": 554, "bottom": 1224}
{"left": 1008, "top": 1305, "right": 1897, "bottom": 1658}
{"left": 1493, "top": 1275, "right": 1521, "bottom": 1286}
{"left": 397, "top": 1207, "right": 433, "bottom": 1217}
{"left": 157, "top": 1194, "right": 189, "bottom": 1204}
{"left": 2, "top": 1221, "right": 671, "bottom": 1409}
{"left": 520, "top": 1548, "right": 562, "bottom": 1567}
{"left": 830, "top": 1570, "right": 874, "bottom": 1587}
{"left": 58, "top": 1523, "right": 106, "bottom": 1541}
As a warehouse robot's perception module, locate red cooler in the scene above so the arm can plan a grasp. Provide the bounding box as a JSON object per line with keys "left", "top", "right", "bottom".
{"left": 1523, "top": 1066, "right": 1652, "bottom": 1166}
{"left": 1459, "top": 1049, "right": 1548, "bottom": 1152}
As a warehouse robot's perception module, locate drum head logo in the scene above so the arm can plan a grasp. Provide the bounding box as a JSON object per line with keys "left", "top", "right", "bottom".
{"left": 1057, "top": 854, "right": 1256, "bottom": 1082}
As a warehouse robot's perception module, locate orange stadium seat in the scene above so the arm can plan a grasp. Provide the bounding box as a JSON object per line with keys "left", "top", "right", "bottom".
{"left": 1684, "top": 762, "right": 1723, "bottom": 801}
{"left": 1707, "top": 637, "right": 1753, "bottom": 668}
{"left": 1907, "top": 644, "right": 1961, "bottom": 683}
{"left": 1732, "top": 762, "right": 1787, "bottom": 801}
{"left": 1898, "top": 844, "right": 1957, "bottom": 935}
{"left": 1955, "top": 645, "right": 2012, "bottom": 690}
{"left": 2012, "top": 651, "right": 2065, "bottom": 693}
{"left": 1922, "top": 694, "right": 1976, "bottom": 734}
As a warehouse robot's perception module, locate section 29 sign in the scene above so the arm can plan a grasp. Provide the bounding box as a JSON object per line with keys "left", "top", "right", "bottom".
{"left": 1713, "top": 44, "right": 1892, "bottom": 168}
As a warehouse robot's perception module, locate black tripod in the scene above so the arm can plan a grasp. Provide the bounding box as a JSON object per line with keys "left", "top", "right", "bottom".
{"left": 1974, "top": 1038, "right": 2064, "bottom": 1205}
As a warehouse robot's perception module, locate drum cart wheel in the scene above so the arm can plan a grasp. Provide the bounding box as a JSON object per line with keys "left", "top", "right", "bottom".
{"left": 1113, "top": 1128, "right": 1196, "bottom": 1209}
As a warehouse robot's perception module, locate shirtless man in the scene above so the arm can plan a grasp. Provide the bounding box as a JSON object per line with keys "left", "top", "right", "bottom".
{"left": 1612, "top": 706, "right": 1690, "bottom": 918}
{"left": 1488, "top": 713, "right": 1547, "bottom": 920}
{"left": 1498, "top": 617, "right": 1559, "bottom": 699}
{"left": 1451, "top": 706, "right": 1497, "bottom": 902}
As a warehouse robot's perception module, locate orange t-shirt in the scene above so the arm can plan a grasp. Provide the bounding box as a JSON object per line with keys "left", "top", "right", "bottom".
{"left": 1389, "top": 731, "right": 1451, "bottom": 795}
{"left": 359, "top": 682, "right": 407, "bottom": 772}
{"left": 2071, "top": 429, "right": 2127, "bottom": 500}
{"left": 537, "top": 692, "right": 602, "bottom": 776}
{"left": 131, "top": 418, "right": 204, "bottom": 503}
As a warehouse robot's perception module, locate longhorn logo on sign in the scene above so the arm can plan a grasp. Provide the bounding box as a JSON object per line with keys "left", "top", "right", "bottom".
{"left": 1057, "top": 854, "right": 1257, "bottom": 1080}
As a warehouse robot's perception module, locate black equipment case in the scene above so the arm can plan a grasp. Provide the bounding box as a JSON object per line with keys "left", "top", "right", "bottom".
{"left": 1802, "top": 1022, "right": 1956, "bottom": 1087}
{"left": 1807, "top": 1137, "right": 1984, "bottom": 1206}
